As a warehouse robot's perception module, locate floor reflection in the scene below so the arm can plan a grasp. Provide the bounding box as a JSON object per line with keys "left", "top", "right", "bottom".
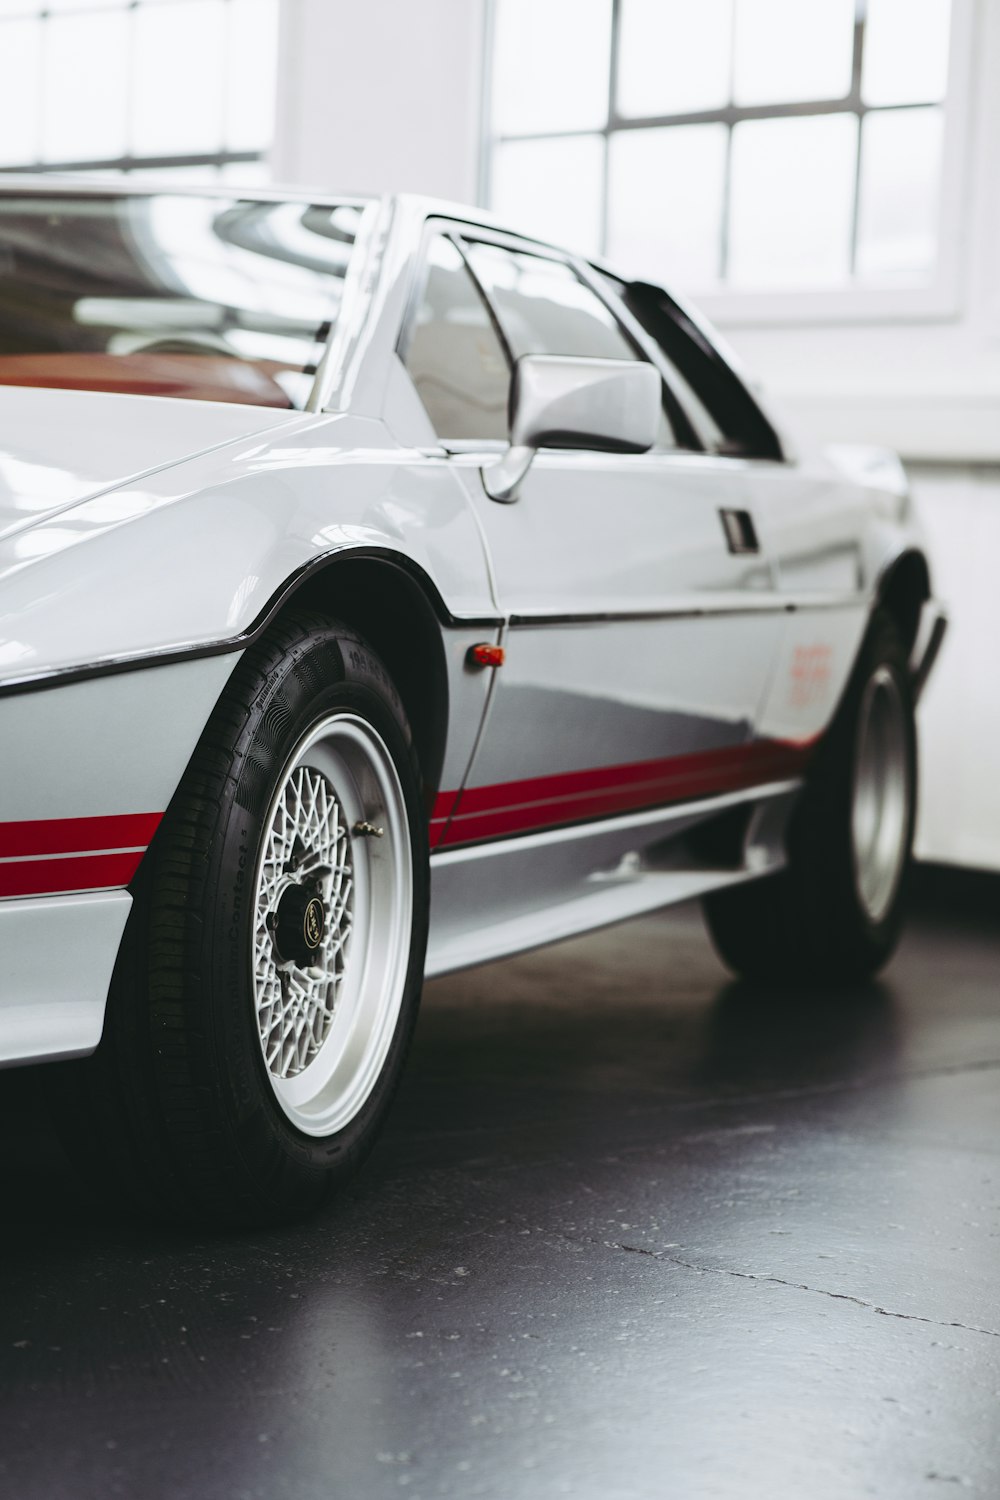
{"left": 0, "top": 898, "right": 997, "bottom": 1500}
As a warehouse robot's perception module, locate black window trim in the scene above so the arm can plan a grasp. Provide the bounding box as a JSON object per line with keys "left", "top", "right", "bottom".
{"left": 396, "top": 213, "right": 790, "bottom": 463}
{"left": 395, "top": 217, "right": 514, "bottom": 370}
{"left": 449, "top": 220, "right": 705, "bottom": 454}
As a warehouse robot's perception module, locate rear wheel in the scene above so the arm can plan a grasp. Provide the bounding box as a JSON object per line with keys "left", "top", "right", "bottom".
{"left": 703, "top": 609, "right": 916, "bottom": 983}
{"left": 59, "top": 613, "right": 428, "bottom": 1225}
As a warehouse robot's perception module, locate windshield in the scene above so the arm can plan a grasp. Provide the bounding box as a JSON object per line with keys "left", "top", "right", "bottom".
{"left": 0, "top": 191, "right": 365, "bottom": 410}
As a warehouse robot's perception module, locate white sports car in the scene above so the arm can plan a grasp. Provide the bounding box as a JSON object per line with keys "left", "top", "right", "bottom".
{"left": 0, "top": 182, "right": 944, "bottom": 1223}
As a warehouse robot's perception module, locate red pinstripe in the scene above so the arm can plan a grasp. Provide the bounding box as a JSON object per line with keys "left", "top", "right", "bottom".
{"left": 0, "top": 736, "right": 814, "bottom": 894}
{"left": 0, "top": 812, "right": 162, "bottom": 860}
{"left": 432, "top": 737, "right": 816, "bottom": 851}
{"left": 0, "top": 812, "right": 162, "bottom": 898}
{"left": 0, "top": 849, "right": 148, "bottom": 899}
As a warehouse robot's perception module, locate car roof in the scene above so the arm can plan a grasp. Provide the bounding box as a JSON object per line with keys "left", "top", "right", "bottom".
{"left": 0, "top": 173, "right": 374, "bottom": 211}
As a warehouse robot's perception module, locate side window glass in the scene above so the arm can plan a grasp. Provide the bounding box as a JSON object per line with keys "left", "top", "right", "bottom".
{"left": 616, "top": 278, "right": 784, "bottom": 461}
{"left": 399, "top": 234, "right": 510, "bottom": 442}
{"left": 599, "top": 273, "right": 727, "bottom": 453}
{"left": 463, "top": 243, "right": 637, "bottom": 362}
{"left": 463, "top": 242, "right": 680, "bottom": 449}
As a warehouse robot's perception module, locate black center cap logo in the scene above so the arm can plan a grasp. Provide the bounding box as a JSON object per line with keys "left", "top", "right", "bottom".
{"left": 303, "top": 898, "right": 325, "bottom": 952}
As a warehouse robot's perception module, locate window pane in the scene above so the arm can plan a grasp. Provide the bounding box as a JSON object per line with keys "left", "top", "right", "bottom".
{"left": 464, "top": 243, "right": 637, "bottom": 361}
{"left": 728, "top": 114, "right": 858, "bottom": 286}
{"left": 133, "top": 0, "right": 226, "bottom": 156}
{"left": 226, "top": 0, "right": 280, "bottom": 151}
{"left": 490, "top": 135, "right": 604, "bottom": 255}
{"left": 862, "top": 0, "right": 951, "bottom": 105}
{"left": 465, "top": 243, "right": 677, "bottom": 447}
{"left": 732, "top": 0, "right": 856, "bottom": 105}
{"left": 42, "top": 9, "right": 129, "bottom": 162}
{"left": 0, "top": 19, "right": 42, "bottom": 164}
{"left": 607, "top": 124, "right": 727, "bottom": 288}
{"left": 400, "top": 236, "right": 509, "bottom": 442}
{"left": 0, "top": 192, "right": 357, "bottom": 409}
{"left": 856, "top": 106, "right": 943, "bottom": 278}
{"left": 617, "top": 0, "right": 732, "bottom": 118}
{"left": 492, "top": 0, "right": 611, "bottom": 135}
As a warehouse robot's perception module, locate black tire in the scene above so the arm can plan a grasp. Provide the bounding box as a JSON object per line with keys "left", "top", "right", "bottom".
{"left": 56, "top": 613, "right": 429, "bottom": 1226}
{"left": 703, "top": 608, "right": 916, "bottom": 983}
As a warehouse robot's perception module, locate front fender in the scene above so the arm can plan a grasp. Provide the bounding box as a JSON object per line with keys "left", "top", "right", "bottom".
{"left": 0, "top": 411, "right": 496, "bottom": 688}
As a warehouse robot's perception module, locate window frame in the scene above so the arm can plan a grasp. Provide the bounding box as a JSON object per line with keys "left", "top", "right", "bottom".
{"left": 481, "top": 0, "right": 978, "bottom": 328}
{"left": 395, "top": 225, "right": 516, "bottom": 446}
{"left": 398, "top": 214, "right": 715, "bottom": 454}
{"left": 593, "top": 265, "right": 787, "bottom": 459}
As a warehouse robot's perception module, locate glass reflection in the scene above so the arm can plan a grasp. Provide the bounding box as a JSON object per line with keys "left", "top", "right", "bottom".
{"left": 0, "top": 192, "right": 365, "bottom": 409}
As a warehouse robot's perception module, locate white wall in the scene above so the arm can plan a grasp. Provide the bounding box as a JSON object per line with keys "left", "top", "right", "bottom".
{"left": 909, "top": 464, "right": 1000, "bottom": 871}
{"left": 273, "top": 0, "right": 999, "bottom": 871}
{"left": 272, "top": 0, "right": 487, "bottom": 202}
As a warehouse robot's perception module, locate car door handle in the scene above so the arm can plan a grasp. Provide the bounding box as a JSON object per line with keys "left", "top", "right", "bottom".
{"left": 719, "top": 508, "right": 760, "bottom": 555}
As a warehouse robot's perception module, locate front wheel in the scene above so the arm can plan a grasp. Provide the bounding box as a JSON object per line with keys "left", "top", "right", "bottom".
{"left": 703, "top": 609, "right": 917, "bottom": 983}
{"left": 60, "top": 614, "right": 429, "bottom": 1225}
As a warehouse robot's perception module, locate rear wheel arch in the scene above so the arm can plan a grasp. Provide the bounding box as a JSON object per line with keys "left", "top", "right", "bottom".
{"left": 875, "top": 549, "right": 931, "bottom": 656}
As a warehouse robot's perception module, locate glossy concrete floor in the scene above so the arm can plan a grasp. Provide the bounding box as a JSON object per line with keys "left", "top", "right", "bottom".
{"left": 1, "top": 869, "right": 998, "bottom": 1500}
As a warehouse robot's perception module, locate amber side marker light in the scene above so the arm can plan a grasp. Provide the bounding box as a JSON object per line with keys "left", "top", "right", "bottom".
{"left": 469, "top": 643, "right": 505, "bottom": 668}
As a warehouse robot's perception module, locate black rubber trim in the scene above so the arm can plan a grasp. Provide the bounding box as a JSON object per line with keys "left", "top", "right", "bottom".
{"left": 912, "top": 611, "right": 947, "bottom": 703}
{"left": 0, "top": 546, "right": 502, "bottom": 700}
{"left": 507, "top": 597, "right": 867, "bottom": 627}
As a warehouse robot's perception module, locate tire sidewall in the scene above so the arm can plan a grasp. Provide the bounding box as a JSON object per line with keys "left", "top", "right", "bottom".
{"left": 197, "top": 622, "right": 428, "bottom": 1189}
{"left": 792, "top": 609, "right": 917, "bottom": 968}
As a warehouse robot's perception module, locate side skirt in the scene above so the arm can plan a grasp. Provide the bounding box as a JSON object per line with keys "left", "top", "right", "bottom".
{"left": 425, "top": 779, "right": 800, "bottom": 978}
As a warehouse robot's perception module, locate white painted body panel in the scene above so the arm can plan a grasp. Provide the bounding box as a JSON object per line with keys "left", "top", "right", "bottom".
{"left": 427, "top": 781, "right": 799, "bottom": 978}
{"left": 449, "top": 450, "right": 784, "bottom": 806}
{"left": 0, "top": 892, "right": 131, "bottom": 1064}
{"left": 0, "top": 410, "right": 495, "bottom": 679}
{"left": 0, "top": 657, "right": 238, "bottom": 822}
{"left": 0, "top": 186, "right": 938, "bottom": 1064}
{"left": 0, "top": 387, "right": 293, "bottom": 546}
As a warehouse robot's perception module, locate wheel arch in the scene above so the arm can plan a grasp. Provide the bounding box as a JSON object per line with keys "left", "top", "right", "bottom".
{"left": 874, "top": 548, "right": 931, "bottom": 655}
{"left": 268, "top": 550, "right": 451, "bottom": 812}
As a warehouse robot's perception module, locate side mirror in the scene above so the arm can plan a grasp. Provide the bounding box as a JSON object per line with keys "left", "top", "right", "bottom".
{"left": 482, "top": 354, "right": 661, "bottom": 503}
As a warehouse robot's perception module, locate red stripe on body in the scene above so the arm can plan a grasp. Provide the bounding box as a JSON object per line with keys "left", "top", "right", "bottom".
{"left": 429, "top": 790, "right": 461, "bottom": 850}
{"left": 0, "top": 850, "right": 147, "bottom": 899}
{"left": 0, "top": 811, "right": 163, "bottom": 897}
{"left": 0, "top": 812, "right": 162, "bottom": 859}
{"left": 436, "top": 737, "right": 816, "bottom": 850}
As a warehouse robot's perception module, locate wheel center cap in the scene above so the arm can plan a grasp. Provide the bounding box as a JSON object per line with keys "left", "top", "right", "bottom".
{"left": 274, "top": 885, "right": 327, "bottom": 966}
{"left": 303, "top": 897, "right": 324, "bottom": 952}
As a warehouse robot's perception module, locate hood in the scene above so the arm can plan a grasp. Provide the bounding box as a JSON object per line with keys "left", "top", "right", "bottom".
{"left": 0, "top": 386, "right": 296, "bottom": 545}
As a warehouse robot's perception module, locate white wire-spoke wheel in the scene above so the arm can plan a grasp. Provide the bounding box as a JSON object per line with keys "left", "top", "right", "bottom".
{"left": 72, "top": 614, "right": 429, "bottom": 1227}
{"left": 251, "top": 712, "right": 413, "bottom": 1136}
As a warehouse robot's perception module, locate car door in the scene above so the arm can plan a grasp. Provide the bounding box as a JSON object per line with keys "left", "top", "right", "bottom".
{"left": 619, "top": 275, "right": 873, "bottom": 754}
{"left": 399, "top": 226, "right": 790, "bottom": 849}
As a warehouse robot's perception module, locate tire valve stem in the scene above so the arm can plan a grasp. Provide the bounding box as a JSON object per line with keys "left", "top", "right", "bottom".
{"left": 353, "top": 820, "right": 384, "bottom": 839}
